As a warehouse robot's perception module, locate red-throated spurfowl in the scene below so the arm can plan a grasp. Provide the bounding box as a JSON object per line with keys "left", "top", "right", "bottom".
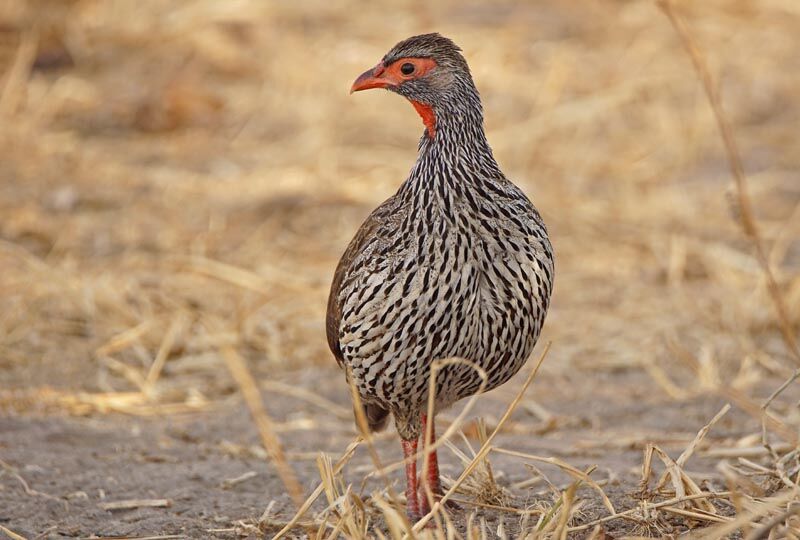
{"left": 326, "top": 33, "right": 554, "bottom": 521}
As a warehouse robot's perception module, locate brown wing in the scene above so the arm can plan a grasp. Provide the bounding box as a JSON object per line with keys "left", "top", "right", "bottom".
{"left": 326, "top": 200, "right": 392, "bottom": 367}
{"left": 327, "top": 198, "right": 402, "bottom": 433}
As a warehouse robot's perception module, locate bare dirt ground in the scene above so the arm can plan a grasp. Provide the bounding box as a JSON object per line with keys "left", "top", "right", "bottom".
{"left": 2, "top": 366, "right": 780, "bottom": 539}
{"left": 1, "top": 1, "right": 799, "bottom": 539}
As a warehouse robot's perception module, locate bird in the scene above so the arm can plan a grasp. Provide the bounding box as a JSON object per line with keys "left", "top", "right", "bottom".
{"left": 326, "top": 33, "right": 554, "bottom": 521}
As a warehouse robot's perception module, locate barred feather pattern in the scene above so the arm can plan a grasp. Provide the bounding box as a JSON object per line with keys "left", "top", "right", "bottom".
{"left": 327, "top": 34, "right": 554, "bottom": 440}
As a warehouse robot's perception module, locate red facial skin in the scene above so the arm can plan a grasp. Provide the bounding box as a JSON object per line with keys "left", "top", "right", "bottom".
{"left": 351, "top": 57, "right": 438, "bottom": 138}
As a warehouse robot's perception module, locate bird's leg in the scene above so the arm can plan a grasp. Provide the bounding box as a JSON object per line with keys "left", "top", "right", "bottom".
{"left": 418, "top": 413, "right": 444, "bottom": 515}
{"left": 400, "top": 437, "right": 421, "bottom": 521}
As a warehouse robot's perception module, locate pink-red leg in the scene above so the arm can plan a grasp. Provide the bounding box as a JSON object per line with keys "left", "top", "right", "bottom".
{"left": 418, "top": 413, "right": 444, "bottom": 515}
{"left": 400, "top": 438, "right": 421, "bottom": 521}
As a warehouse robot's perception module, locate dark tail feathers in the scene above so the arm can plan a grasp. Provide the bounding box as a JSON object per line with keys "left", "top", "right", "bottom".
{"left": 360, "top": 403, "right": 390, "bottom": 432}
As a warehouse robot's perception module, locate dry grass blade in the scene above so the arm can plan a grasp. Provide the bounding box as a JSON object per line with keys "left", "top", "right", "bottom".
{"left": 640, "top": 403, "right": 732, "bottom": 517}
{"left": 372, "top": 495, "right": 409, "bottom": 540}
{"left": 411, "top": 342, "right": 551, "bottom": 533}
{"left": 219, "top": 345, "right": 304, "bottom": 509}
{"left": 448, "top": 498, "right": 540, "bottom": 516}
{"left": 567, "top": 491, "right": 731, "bottom": 533}
{"left": 658, "top": 0, "right": 800, "bottom": 368}
{"left": 720, "top": 387, "right": 798, "bottom": 446}
{"left": 317, "top": 454, "right": 368, "bottom": 539}
{"left": 0, "top": 524, "right": 27, "bottom": 540}
{"left": 420, "top": 356, "right": 490, "bottom": 529}
{"left": 346, "top": 371, "right": 409, "bottom": 532}
{"left": 650, "top": 444, "right": 716, "bottom": 513}
{"left": 262, "top": 379, "right": 352, "bottom": 420}
{"left": 144, "top": 314, "right": 184, "bottom": 393}
{"left": 179, "top": 255, "right": 271, "bottom": 294}
{"left": 744, "top": 504, "right": 800, "bottom": 540}
{"left": 658, "top": 505, "right": 731, "bottom": 523}
{"left": 703, "top": 444, "right": 792, "bottom": 459}
{"left": 761, "top": 368, "right": 800, "bottom": 410}
{"left": 98, "top": 499, "right": 171, "bottom": 511}
{"left": 180, "top": 255, "right": 311, "bottom": 294}
{"left": 675, "top": 403, "right": 730, "bottom": 468}
{"left": 552, "top": 480, "right": 580, "bottom": 540}
{"left": 338, "top": 357, "right": 492, "bottom": 537}
{"left": 442, "top": 422, "right": 511, "bottom": 508}
{"left": 0, "top": 27, "right": 36, "bottom": 116}
{"left": 368, "top": 357, "right": 490, "bottom": 478}
{"left": 683, "top": 488, "right": 798, "bottom": 539}
{"left": 220, "top": 471, "right": 258, "bottom": 489}
{"left": 94, "top": 320, "right": 154, "bottom": 358}
{"left": 492, "top": 448, "right": 615, "bottom": 515}
{"left": 272, "top": 438, "right": 361, "bottom": 540}
{"left": 0, "top": 458, "right": 63, "bottom": 506}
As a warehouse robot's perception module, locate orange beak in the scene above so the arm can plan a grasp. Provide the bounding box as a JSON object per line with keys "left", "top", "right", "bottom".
{"left": 350, "top": 63, "right": 396, "bottom": 94}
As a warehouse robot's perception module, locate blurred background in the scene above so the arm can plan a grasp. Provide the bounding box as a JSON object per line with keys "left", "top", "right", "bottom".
{"left": 1, "top": 0, "right": 799, "bottom": 537}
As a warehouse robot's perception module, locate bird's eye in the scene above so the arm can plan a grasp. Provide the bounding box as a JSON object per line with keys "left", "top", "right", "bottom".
{"left": 400, "top": 63, "right": 415, "bottom": 75}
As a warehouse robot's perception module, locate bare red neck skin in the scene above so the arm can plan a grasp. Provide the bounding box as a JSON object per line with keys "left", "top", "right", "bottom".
{"left": 410, "top": 100, "right": 436, "bottom": 138}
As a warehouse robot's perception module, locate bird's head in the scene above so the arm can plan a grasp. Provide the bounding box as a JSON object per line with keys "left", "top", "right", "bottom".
{"left": 350, "top": 33, "right": 478, "bottom": 139}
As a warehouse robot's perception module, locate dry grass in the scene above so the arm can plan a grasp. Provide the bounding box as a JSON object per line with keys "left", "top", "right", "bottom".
{"left": 1, "top": 0, "right": 800, "bottom": 538}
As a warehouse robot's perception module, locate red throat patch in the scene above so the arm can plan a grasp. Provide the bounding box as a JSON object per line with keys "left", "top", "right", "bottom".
{"left": 410, "top": 100, "right": 436, "bottom": 138}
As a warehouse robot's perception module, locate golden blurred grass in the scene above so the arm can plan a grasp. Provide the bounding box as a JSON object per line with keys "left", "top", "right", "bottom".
{"left": 1, "top": 0, "right": 799, "bottom": 537}
{"left": 1, "top": 0, "right": 798, "bottom": 390}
